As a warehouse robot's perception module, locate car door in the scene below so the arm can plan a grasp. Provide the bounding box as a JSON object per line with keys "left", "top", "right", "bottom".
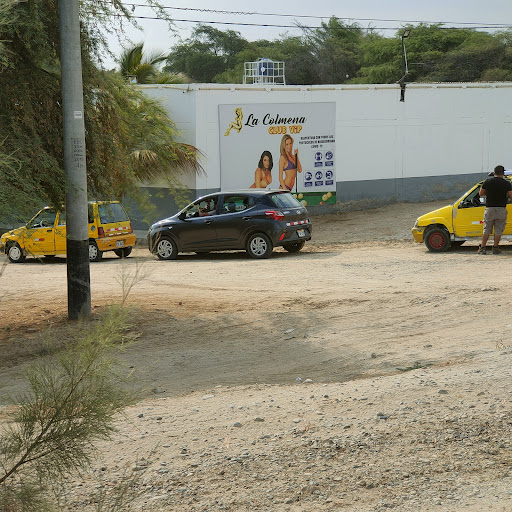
{"left": 214, "top": 195, "right": 255, "bottom": 248}
{"left": 175, "top": 197, "right": 219, "bottom": 251}
{"left": 505, "top": 203, "right": 512, "bottom": 234}
{"left": 54, "top": 211, "right": 67, "bottom": 253}
{"left": 23, "top": 208, "right": 58, "bottom": 255}
{"left": 452, "top": 185, "right": 485, "bottom": 238}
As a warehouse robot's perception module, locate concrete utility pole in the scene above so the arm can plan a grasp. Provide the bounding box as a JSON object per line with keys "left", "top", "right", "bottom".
{"left": 58, "top": 0, "right": 91, "bottom": 320}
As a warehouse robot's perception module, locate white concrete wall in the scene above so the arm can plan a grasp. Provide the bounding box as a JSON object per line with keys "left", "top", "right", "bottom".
{"left": 140, "top": 82, "right": 512, "bottom": 202}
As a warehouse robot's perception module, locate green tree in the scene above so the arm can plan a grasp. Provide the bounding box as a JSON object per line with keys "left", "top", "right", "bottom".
{"left": 300, "top": 18, "right": 364, "bottom": 84}
{"left": 423, "top": 31, "right": 507, "bottom": 82}
{"left": 352, "top": 32, "right": 400, "bottom": 84}
{"left": 165, "top": 25, "right": 249, "bottom": 82}
{"left": 0, "top": 0, "right": 200, "bottom": 225}
{"left": 119, "top": 42, "right": 166, "bottom": 83}
{"left": 262, "top": 36, "right": 319, "bottom": 85}
{"left": 85, "top": 71, "right": 200, "bottom": 199}
{"left": 118, "top": 42, "right": 188, "bottom": 84}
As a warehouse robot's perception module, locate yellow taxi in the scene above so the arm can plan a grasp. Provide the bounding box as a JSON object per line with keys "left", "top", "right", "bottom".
{"left": 0, "top": 201, "right": 136, "bottom": 262}
{"left": 412, "top": 176, "right": 512, "bottom": 251}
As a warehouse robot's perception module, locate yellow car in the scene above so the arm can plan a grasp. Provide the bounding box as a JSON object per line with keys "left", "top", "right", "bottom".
{"left": 0, "top": 201, "right": 136, "bottom": 263}
{"left": 412, "top": 176, "right": 512, "bottom": 251}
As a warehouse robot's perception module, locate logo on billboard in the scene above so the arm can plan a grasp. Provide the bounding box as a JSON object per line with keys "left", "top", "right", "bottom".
{"left": 305, "top": 171, "right": 312, "bottom": 181}
{"left": 224, "top": 107, "right": 244, "bottom": 136}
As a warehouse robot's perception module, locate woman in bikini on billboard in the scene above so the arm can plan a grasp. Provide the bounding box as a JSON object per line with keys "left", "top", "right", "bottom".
{"left": 249, "top": 150, "right": 273, "bottom": 188}
{"left": 278, "top": 134, "right": 302, "bottom": 191}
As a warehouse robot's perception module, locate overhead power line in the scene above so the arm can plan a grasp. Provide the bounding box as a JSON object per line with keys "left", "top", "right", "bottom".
{"left": 117, "top": 3, "right": 512, "bottom": 29}
{"left": 116, "top": 14, "right": 512, "bottom": 32}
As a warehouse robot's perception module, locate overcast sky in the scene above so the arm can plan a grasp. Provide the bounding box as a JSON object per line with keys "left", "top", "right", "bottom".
{"left": 103, "top": 0, "right": 512, "bottom": 69}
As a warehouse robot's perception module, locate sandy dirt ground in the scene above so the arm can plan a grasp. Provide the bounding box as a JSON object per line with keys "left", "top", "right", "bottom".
{"left": 2, "top": 200, "right": 512, "bottom": 511}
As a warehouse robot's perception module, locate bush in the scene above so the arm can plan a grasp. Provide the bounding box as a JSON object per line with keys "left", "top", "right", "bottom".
{"left": 0, "top": 305, "right": 139, "bottom": 511}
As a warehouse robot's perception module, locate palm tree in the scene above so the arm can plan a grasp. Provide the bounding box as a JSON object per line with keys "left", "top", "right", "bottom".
{"left": 119, "top": 43, "right": 189, "bottom": 84}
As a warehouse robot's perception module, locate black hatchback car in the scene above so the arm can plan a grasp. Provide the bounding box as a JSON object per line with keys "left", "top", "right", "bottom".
{"left": 147, "top": 190, "right": 312, "bottom": 259}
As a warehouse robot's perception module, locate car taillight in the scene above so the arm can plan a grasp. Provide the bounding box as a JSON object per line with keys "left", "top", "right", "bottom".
{"left": 265, "top": 210, "right": 284, "bottom": 221}
{"left": 129, "top": 222, "right": 133, "bottom": 233}
{"left": 98, "top": 227, "right": 105, "bottom": 237}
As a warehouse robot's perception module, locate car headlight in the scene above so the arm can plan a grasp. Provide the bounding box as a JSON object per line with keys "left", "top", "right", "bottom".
{"left": 414, "top": 220, "right": 419, "bottom": 228}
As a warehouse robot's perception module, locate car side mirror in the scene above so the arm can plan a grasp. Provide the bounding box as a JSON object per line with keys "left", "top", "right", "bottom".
{"left": 178, "top": 212, "right": 186, "bottom": 221}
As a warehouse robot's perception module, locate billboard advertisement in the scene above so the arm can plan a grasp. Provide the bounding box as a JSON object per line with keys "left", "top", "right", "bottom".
{"left": 219, "top": 102, "right": 336, "bottom": 206}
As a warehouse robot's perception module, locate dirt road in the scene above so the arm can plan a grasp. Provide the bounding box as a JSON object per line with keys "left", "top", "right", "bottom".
{"left": 1, "top": 200, "right": 512, "bottom": 511}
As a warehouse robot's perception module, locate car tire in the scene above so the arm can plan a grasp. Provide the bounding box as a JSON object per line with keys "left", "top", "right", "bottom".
{"left": 155, "top": 236, "right": 178, "bottom": 260}
{"left": 283, "top": 240, "right": 305, "bottom": 253}
{"left": 246, "top": 233, "right": 273, "bottom": 259}
{"left": 424, "top": 227, "right": 451, "bottom": 252}
{"left": 114, "top": 246, "right": 133, "bottom": 258}
{"left": 7, "top": 243, "right": 25, "bottom": 263}
{"left": 89, "top": 241, "right": 103, "bottom": 262}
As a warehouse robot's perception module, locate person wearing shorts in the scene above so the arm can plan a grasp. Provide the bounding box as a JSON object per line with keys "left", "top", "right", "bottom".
{"left": 477, "top": 165, "right": 512, "bottom": 254}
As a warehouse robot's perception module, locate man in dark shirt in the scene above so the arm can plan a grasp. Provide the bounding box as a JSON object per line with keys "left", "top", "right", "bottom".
{"left": 477, "top": 165, "right": 512, "bottom": 254}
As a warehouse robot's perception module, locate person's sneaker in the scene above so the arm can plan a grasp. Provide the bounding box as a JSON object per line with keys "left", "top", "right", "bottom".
{"left": 477, "top": 244, "right": 487, "bottom": 254}
{"left": 492, "top": 246, "right": 502, "bottom": 254}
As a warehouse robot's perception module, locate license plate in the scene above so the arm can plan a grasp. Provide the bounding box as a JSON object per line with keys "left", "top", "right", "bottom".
{"left": 116, "top": 240, "right": 124, "bottom": 248}
{"left": 297, "top": 229, "right": 305, "bottom": 238}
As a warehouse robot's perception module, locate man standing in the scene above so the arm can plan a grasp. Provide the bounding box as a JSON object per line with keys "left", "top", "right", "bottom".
{"left": 477, "top": 165, "right": 512, "bottom": 254}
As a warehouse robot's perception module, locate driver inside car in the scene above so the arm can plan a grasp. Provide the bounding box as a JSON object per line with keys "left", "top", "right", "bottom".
{"left": 199, "top": 199, "right": 217, "bottom": 216}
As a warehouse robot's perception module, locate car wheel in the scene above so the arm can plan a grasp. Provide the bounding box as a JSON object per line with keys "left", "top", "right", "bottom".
{"left": 89, "top": 241, "right": 103, "bottom": 262}
{"left": 283, "top": 240, "right": 305, "bottom": 253}
{"left": 424, "top": 228, "right": 451, "bottom": 252}
{"left": 7, "top": 243, "right": 25, "bottom": 263}
{"left": 156, "top": 236, "right": 178, "bottom": 260}
{"left": 246, "top": 233, "right": 273, "bottom": 259}
{"left": 114, "top": 246, "right": 133, "bottom": 258}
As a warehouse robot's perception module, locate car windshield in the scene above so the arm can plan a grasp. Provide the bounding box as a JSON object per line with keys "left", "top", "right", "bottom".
{"left": 267, "top": 192, "right": 302, "bottom": 208}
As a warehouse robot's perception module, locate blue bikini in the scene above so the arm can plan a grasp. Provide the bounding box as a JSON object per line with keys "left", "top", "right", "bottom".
{"left": 281, "top": 157, "right": 296, "bottom": 190}
{"left": 283, "top": 158, "right": 295, "bottom": 171}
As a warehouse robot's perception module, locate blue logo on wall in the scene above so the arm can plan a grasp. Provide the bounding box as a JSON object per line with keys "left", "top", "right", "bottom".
{"left": 315, "top": 171, "right": 323, "bottom": 180}
{"left": 315, "top": 152, "right": 322, "bottom": 161}
{"left": 305, "top": 171, "right": 312, "bottom": 181}
{"left": 326, "top": 170, "right": 333, "bottom": 180}
{"left": 325, "top": 151, "right": 333, "bottom": 160}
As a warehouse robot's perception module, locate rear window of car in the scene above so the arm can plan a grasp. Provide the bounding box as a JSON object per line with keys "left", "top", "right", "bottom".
{"left": 98, "top": 203, "right": 129, "bottom": 224}
{"left": 266, "top": 192, "right": 302, "bottom": 208}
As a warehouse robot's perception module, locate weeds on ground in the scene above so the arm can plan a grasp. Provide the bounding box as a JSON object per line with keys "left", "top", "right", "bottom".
{"left": 0, "top": 257, "right": 152, "bottom": 511}
{"left": 496, "top": 340, "right": 511, "bottom": 351}
{"left": 396, "top": 361, "right": 431, "bottom": 372}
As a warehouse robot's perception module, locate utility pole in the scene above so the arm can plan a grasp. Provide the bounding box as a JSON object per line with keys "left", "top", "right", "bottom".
{"left": 58, "top": 0, "right": 91, "bottom": 320}
{"left": 399, "top": 29, "right": 411, "bottom": 102}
